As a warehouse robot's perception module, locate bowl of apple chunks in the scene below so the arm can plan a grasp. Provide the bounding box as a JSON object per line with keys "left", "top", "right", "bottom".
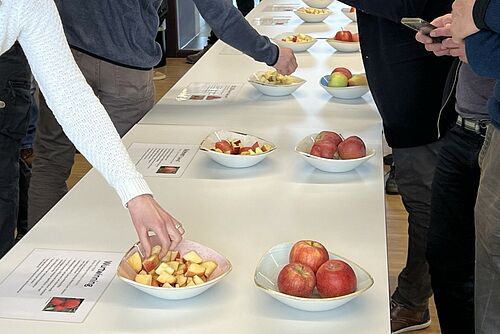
{"left": 117, "top": 238, "right": 232, "bottom": 300}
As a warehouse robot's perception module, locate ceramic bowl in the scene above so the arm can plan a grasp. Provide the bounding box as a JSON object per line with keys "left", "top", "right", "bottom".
{"left": 294, "top": 8, "right": 332, "bottom": 23}
{"left": 302, "top": 0, "right": 334, "bottom": 9}
{"left": 326, "top": 38, "right": 360, "bottom": 52}
{"left": 341, "top": 7, "right": 357, "bottom": 21}
{"left": 273, "top": 33, "right": 317, "bottom": 52}
{"left": 319, "top": 75, "right": 369, "bottom": 99}
{"left": 248, "top": 71, "right": 306, "bottom": 96}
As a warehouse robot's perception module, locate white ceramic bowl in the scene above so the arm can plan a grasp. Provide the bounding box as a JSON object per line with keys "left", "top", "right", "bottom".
{"left": 295, "top": 133, "right": 376, "bottom": 173}
{"left": 326, "top": 38, "right": 360, "bottom": 52}
{"left": 320, "top": 75, "right": 369, "bottom": 99}
{"left": 302, "top": 0, "right": 334, "bottom": 9}
{"left": 294, "top": 8, "right": 332, "bottom": 23}
{"left": 248, "top": 71, "right": 306, "bottom": 97}
{"left": 341, "top": 8, "right": 357, "bottom": 21}
{"left": 273, "top": 33, "right": 317, "bottom": 52}
{"left": 254, "top": 242, "right": 374, "bottom": 311}
{"left": 117, "top": 238, "right": 232, "bottom": 300}
{"left": 199, "top": 130, "right": 276, "bottom": 168}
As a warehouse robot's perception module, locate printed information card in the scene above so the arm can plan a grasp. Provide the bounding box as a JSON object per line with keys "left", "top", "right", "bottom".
{"left": 128, "top": 143, "right": 198, "bottom": 177}
{"left": 176, "top": 82, "right": 243, "bottom": 101}
{"left": 0, "top": 249, "right": 123, "bottom": 323}
{"left": 252, "top": 16, "right": 291, "bottom": 26}
{"left": 263, "top": 4, "right": 300, "bottom": 11}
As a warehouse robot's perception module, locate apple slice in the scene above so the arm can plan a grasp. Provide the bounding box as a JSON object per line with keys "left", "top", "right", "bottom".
{"left": 157, "top": 272, "right": 177, "bottom": 284}
{"left": 166, "top": 261, "right": 180, "bottom": 271}
{"left": 135, "top": 274, "right": 152, "bottom": 286}
{"left": 176, "top": 275, "right": 188, "bottom": 287}
{"left": 126, "top": 252, "right": 143, "bottom": 273}
{"left": 201, "top": 261, "right": 218, "bottom": 277}
{"left": 186, "top": 263, "right": 206, "bottom": 277}
{"left": 155, "top": 262, "right": 175, "bottom": 275}
{"left": 142, "top": 255, "right": 160, "bottom": 272}
{"left": 151, "top": 245, "right": 162, "bottom": 256}
{"left": 170, "top": 251, "right": 180, "bottom": 261}
{"left": 161, "top": 250, "right": 172, "bottom": 262}
{"left": 186, "top": 277, "right": 195, "bottom": 287}
{"left": 162, "top": 282, "right": 173, "bottom": 288}
{"left": 193, "top": 275, "right": 205, "bottom": 285}
{"left": 151, "top": 278, "right": 160, "bottom": 287}
{"left": 262, "top": 144, "right": 273, "bottom": 152}
{"left": 183, "top": 250, "right": 203, "bottom": 264}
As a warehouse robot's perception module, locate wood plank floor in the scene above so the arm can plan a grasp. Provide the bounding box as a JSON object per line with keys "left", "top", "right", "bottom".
{"left": 67, "top": 58, "right": 441, "bottom": 333}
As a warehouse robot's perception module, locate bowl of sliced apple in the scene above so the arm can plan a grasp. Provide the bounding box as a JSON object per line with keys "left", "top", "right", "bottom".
{"left": 273, "top": 32, "right": 317, "bottom": 52}
{"left": 249, "top": 69, "right": 306, "bottom": 97}
{"left": 117, "top": 237, "right": 232, "bottom": 300}
{"left": 294, "top": 7, "right": 332, "bottom": 23}
{"left": 302, "top": 0, "right": 334, "bottom": 9}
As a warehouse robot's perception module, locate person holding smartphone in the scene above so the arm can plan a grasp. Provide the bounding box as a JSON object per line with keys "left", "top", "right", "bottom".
{"left": 415, "top": 13, "right": 495, "bottom": 334}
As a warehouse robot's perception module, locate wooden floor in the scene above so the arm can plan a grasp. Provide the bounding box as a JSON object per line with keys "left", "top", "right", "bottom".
{"left": 68, "top": 58, "right": 441, "bottom": 333}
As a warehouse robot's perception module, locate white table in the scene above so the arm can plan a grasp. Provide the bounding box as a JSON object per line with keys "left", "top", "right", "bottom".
{"left": 0, "top": 0, "right": 390, "bottom": 332}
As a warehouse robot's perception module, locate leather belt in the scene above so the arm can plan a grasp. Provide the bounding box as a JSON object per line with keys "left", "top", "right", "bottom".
{"left": 456, "top": 115, "right": 489, "bottom": 136}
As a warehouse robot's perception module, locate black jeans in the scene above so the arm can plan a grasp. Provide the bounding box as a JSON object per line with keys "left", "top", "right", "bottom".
{"left": 427, "top": 125, "right": 484, "bottom": 333}
{"left": 0, "top": 44, "right": 32, "bottom": 258}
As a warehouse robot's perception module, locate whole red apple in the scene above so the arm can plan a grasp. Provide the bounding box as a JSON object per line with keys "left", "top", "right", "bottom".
{"left": 289, "top": 240, "right": 329, "bottom": 272}
{"left": 315, "top": 130, "right": 344, "bottom": 146}
{"left": 331, "top": 67, "right": 352, "bottom": 80}
{"left": 277, "top": 263, "right": 316, "bottom": 297}
{"left": 334, "top": 30, "right": 353, "bottom": 42}
{"left": 351, "top": 33, "right": 359, "bottom": 42}
{"left": 315, "top": 140, "right": 337, "bottom": 159}
{"left": 337, "top": 136, "right": 366, "bottom": 159}
{"left": 310, "top": 143, "right": 322, "bottom": 157}
{"left": 316, "top": 259, "right": 357, "bottom": 298}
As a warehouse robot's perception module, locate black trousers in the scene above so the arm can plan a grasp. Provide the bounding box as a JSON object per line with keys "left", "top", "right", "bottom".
{"left": 427, "top": 125, "right": 485, "bottom": 334}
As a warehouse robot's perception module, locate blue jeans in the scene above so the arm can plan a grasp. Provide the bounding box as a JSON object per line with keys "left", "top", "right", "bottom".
{"left": 427, "top": 125, "right": 484, "bottom": 333}
{"left": 0, "top": 44, "right": 32, "bottom": 258}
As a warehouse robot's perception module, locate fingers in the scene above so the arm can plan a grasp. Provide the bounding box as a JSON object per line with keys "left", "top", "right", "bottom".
{"left": 165, "top": 219, "right": 183, "bottom": 250}
{"left": 139, "top": 228, "right": 152, "bottom": 257}
{"left": 152, "top": 221, "right": 171, "bottom": 257}
{"left": 415, "top": 31, "right": 433, "bottom": 44}
{"left": 274, "top": 47, "right": 297, "bottom": 75}
{"left": 430, "top": 26, "right": 451, "bottom": 38}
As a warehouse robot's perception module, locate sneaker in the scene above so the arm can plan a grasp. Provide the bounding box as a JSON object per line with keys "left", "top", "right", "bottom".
{"left": 186, "top": 45, "right": 212, "bottom": 64}
{"left": 390, "top": 300, "right": 431, "bottom": 334}
{"left": 385, "top": 163, "right": 399, "bottom": 195}
{"left": 153, "top": 71, "right": 166, "bottom": 81}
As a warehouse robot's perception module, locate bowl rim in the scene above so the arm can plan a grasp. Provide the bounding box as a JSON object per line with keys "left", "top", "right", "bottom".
{"left": 248, "top": 71, "right": 306, "bottom": 87}
{"left": 273, "top": 32, "right": 317, "bottom": 45}
{"left": 326, "top": 38, "right": 360, "bottom": 45}
{"left": 117, "top": 240, "right": 233, "bottom": 291}
{"left": 199, "top": 130, "right": 277, "bottom": 156}
{"left": 253, "top": 242, "right": 374, "bottom": 302}
{"left": 319, "top": 74, "right": 368, "bottom": 90}
{"left": 303, "top": 0, "right": 334, "bottom": 5}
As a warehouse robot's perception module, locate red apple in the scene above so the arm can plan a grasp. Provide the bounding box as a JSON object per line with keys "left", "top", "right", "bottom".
{"left": 315, "top": 140, "right": 337, "bottom": 159}
{"left": 277, "top": 263, "right": 316, "bottom": 297}
{"left": 350, "top": 7, "right": 356, "bottom": 12}
{"left": 142, "top": 255, "right": 160, "bottom": 273}
{"left": 331, "top": 67, "right": 352, "bottom": 80}
{"left": 315, "top": 131, "right": 343, "bottom": 146}
{"left": 334, "top": 30, "right": 353, "bottom": 42}
{"left": 351, "top": 33, "right": 359, "bottom": 42}
{"left": 337, "top": 136, "right": 366, "bottom": 159}
{"left": 215, "top": 140, "right": 232, "bottom": 153}
{"left": 289, "top": 240, "right": 329, "bottom": 272}
{"left": 316, "top": 259, "right": 357, "bottom": 297}
{"left": 310, "top": 143, "right": 322, "bottom": 157}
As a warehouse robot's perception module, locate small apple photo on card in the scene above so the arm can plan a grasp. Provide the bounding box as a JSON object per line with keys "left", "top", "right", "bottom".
{"left": 43, "top": 297, "right": 84, "bottom": 313}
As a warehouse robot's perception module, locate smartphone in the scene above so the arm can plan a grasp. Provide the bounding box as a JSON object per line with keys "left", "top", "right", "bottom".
{"left": 401, "top": 17, "right": 445, "bottom": 43}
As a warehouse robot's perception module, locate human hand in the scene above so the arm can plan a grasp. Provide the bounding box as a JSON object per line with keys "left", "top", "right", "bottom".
{"left": 451, "top": 0, "right": 480, "bottom": 43}
{"left": 127, "top": 194, "right": 184, "bottom": 257}
{"left": 273, "top": 47, "right": 298, "bottom": 75}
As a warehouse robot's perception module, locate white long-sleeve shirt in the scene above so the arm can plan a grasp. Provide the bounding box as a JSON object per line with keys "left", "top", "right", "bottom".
{"left": 1, "top": 0, "right": 152, "bottom": 205}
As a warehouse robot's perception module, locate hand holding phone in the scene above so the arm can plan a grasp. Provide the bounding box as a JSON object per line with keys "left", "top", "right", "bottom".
{"left": 401, "top": 18, "right": 445, "bottom": 43}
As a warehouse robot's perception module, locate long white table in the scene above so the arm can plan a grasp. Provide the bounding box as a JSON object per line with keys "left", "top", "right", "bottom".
{"left": 0, "top": 0, "right": 390, "bottom": 332}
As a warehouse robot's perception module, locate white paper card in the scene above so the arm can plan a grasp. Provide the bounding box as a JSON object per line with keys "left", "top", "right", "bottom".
{"left": 263, "top": 4, "right": 300, "bottom": 11}
{"left": 0, "top": 249, "right": 123, "bottom": 323}
{"left": 252, "top": 16, "right": 291, "bottom": 26}
{"left": 128, "top": 143, "right": 198, "bottom": 177}
{"left": 176, "top": 82, "right": 243, "bottom": 101}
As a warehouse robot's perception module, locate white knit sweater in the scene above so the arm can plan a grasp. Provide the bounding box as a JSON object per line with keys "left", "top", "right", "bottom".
{"left": 0, "top": 0, "right": 152, "bottom": 205}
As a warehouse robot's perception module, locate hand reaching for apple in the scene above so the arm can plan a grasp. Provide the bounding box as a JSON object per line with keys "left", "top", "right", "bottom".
{"left": 415, "top": 14, "right": 468, "bottom": 63}
{"left": 127, "top": 194, "right": 184, "bottom": 258}
{"left": 273, "top": 47, "right": 298, "bottom": 75}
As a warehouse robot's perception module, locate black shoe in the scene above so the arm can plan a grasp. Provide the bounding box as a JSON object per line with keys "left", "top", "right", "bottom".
{"left": 383, "top": 153, "right": 393, "bottom": 166}
{"left": 186, "top": 45, "right": 212, "bottom": 64}
{"left": 385, "top": 163, "right": 399, "bottom": 195}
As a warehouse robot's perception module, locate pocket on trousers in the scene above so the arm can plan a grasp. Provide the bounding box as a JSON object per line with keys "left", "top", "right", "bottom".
{"left": 114, "top": 67, "right": 154, "bottom": 100}
{"left": 0, "top": 80, "right": 31, "bottom": 139}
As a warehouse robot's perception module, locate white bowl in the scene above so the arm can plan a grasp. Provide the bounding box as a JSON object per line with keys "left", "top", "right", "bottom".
{"left": 295, "top": 133, "right": 376, "bottom": 173}
{"left": 199, "top": 130, "right": 276, "bottom": 168}
{"left": 273, "top": 33, "right": 317, "bottom": 52}
{"left": 320, "top": 75, "right": 369, "bottom": 99}
{"left": 117, "top": 238, "right": 232, "bottom": 300}
{"left": 294, "top": 8, "right": 332, "bottom": 23}
{"left": 341, "top": 8, "right": 357, "bottom": 22}
{"left": 254, "top": 242, "right": 374, "bottom": 311}
{"left": 302, "top": 0, "right": 334, "bottom": 9}
{"left": 248, "top": 71, "right": 306, "bottom": 96}
{"left": 326, "top": 38, "right": 360, "bottom": 52}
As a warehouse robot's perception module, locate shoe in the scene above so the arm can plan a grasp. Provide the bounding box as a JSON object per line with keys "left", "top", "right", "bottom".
{"left": 153, "top": 71, "right": 166, "bottom": 81}
{"left": 186, "top": 45, "right": 212, "bottom": 64}
{"left": 385, "top": 163, "right": 399, "bottom": 195}
{"left": 20, "top": 148, "right": 34, "bottom": 168}
{"left": 390, "top": 300, "right": 431, "bottom": 334}
{"left": 383, "top": 153, "right": 393, "bottom": 166}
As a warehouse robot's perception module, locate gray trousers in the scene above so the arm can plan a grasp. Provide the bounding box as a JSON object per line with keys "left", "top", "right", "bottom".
{"left": 28, "top": 49, "right": 154, "bottom": 227}
{"left": 475, "top": 125, "right": 500, "bottom": 333}
{"left": 391, "top": 141, "right": 442, "bottom": 311}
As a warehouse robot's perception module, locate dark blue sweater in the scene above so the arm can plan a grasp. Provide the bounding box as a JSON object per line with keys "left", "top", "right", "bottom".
{"left": 56, "top": 0, "right": 278, "bottom": 70}
{"left": 466, "top": 0, "right": 500, "bottom": 128}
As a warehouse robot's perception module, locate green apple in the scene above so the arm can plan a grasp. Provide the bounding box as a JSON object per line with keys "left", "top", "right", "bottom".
{"left": 328, "top": 73, "right": 348, "bottom": 87}
{"left": 347, "top": 74, "right": 368, "bottom": 86}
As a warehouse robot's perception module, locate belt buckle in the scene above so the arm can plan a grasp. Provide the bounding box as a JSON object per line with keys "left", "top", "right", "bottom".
{"left": 0, "top": 100, "right": 5, "bottom": 109}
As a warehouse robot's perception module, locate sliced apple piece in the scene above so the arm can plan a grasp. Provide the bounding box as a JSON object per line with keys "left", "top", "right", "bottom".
{"left": 157, "top": 272, "right": 176, "bottom": 284}
{"left": 186, "top": 263, "right": 206, "bottom": 277}
{"left": 201, "top": 260, "right": 218, "bottom": 277}
{"left": 161, "top": 250, "right": 173, "bottom": 263}
{"left": 170, "top": 251, "right": 180, "bottom": 261}
{"left": 151, "top": 245, "right": 162, "bottom": 256}
{"left": 186, "top": 277, "right": 195, "bottom": 287}
{"left": 176, "top": 275, "right": 188, "bottom": 287}
{"left": 183, "top": 250, "right": 203, "bottom": 264}
{"left": 142, "top": 255, "right": 160, "bottom": 272}
{"left": 135, "top": 274, "right": 152, "bottom": 286}
{"left": 193, "top": 275, "right": 205, "bottom": 285}
{"left": 151, "top": 278, "right": 160, "bottom": 287}
{"left": 162, "top": 282, "right": 173, "bottom": 288}
{"left": 166, "top": 261, "right": 180, "bottom": 271}
{"left": 155, "top": 262, "right": 175, "bottom": 275}
{"left": 126, "top": 252, "right": 143, "bottom": 273}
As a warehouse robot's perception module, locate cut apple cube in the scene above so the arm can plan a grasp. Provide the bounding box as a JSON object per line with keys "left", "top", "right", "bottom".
{"left": 162, "top": 282, "right": 173, "bottom": 288}
{"left": 170, "top": 251, "right": 180, "bottom": 261}
{"left": 201, "top": 260, "right": 218, "bottom": 277}
{"left": 183, "top": 250, "right": 203, "bottom": 264}
{"left": 186, "top": 277, "right": 195, "bottom": 287}
{"left": 161, "top": 250, "right": 173, "bottom": 262}
{"left": 126, "top": 252, "right": 143, "bottom": 273}
{"left": 262, "top": 144, "right": 272, "bottom": 152}
{"left": 157, "top": 272, "right": 176, "bottom": 284}
{"left": 155, "top": 262, "right": 175, "bottom": 275}
{"left": 193, "top": 275, "right": 205, "bottom": 285}
{"left": 151, "top": 245, "right": 162, "bottom": 256}
{"left": 166, "top": 261, "right": 180, "bottom": 271}
{"left": 135, "top": 274, "right": 152, "bottom": 286}
{"left": 254, "top": 147, "right": 263, "bottom": 154}
{"left": 142, "top": 255, "right": 160, "bottom": 272}
{"left": 186, "top": 263, "right": 206, "bottom": 277}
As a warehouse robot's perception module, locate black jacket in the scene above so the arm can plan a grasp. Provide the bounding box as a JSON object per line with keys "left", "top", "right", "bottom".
{"left": 340, "top": 0, "right": 456, "bottom": 148}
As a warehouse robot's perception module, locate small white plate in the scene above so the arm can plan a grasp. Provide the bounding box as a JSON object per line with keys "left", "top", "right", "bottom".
{"left": 117, "top": 238, "right": 232, "bottom": 300}
{"left": 200, "top": 130, "right": 276, "bottom": 168}
{"left": 341, "top": 8, "right": 357, "bottom": 22}
{"left": 273, "top": 33, "right": 317, "bottom": 52}
{"left": 319, "top": 75, "right": 369, "bottom": 99}
{"left": 302, "top": 0, "right": 334, "bottom": 9}
{"left": 295, "top": 133, "right": 375, "bottom": 172}
{"left": 249, "top": 71, "right": 306, "bottom": 97}
{"left": 326, "top": 38, "right": 360, "bottom": 52}
{"left": 294, "top": 8, "right": 332, "bottom": 23}
{"left": 254, "top": 242, "right": 374, "bottom": 311}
